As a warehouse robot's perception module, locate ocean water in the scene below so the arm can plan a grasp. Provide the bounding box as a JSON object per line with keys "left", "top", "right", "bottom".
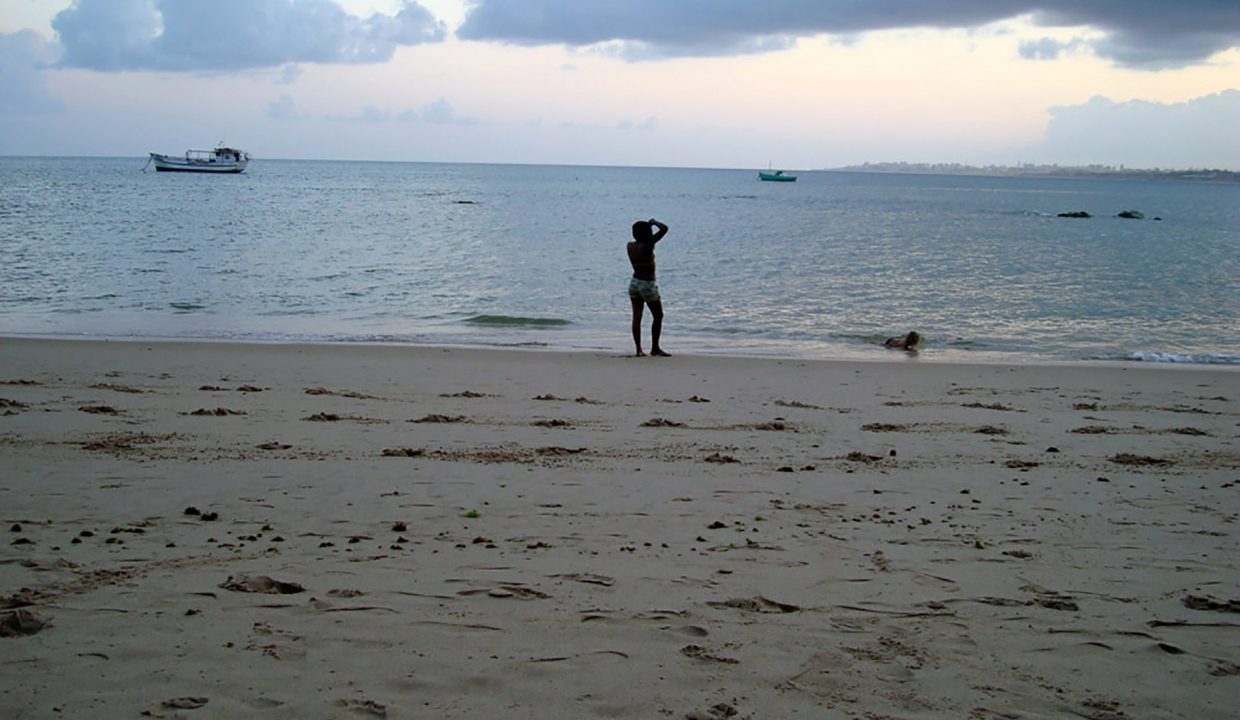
{"left": 1, "top": 156, "right": 1237, "bottom": 364}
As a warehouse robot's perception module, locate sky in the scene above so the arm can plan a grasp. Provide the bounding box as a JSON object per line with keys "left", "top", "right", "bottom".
{"left": 2, "top": 0, "right": 1238, "bottom": 169}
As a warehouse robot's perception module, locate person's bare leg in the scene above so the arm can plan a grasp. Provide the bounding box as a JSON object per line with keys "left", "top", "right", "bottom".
{"left": 630, "top": 297, "right": 646, "bottom": 356}
{"left": 649, "top": 300, "right": 669, "bottom": 356}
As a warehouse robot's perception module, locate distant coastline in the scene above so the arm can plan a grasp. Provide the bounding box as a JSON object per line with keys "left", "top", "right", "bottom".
{"left": 832, "top": 162, "right": 1240, "bottom": 184}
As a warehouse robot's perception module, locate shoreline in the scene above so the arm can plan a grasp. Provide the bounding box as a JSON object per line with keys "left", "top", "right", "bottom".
{"left": 4, "top": 332, "right": 1236, "bottom": 370}
{"left": 2, "top": 337, "right": 1236, "bottom": 717}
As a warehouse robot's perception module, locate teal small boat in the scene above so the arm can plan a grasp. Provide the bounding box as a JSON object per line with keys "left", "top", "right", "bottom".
{"left": 758, "top": 170, "right": 796, "bottom": 182}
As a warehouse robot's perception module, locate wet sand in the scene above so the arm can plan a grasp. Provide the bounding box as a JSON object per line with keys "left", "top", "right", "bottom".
{"left": 1, "top": 338, "right": 1237, "bottom": 718}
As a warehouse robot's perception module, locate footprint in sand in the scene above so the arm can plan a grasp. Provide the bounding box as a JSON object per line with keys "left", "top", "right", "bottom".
{"left": 188, "top": 407, "right": 246, "bottom": 416}
{"left": 305, "top": 387, "right": 378, "bottom": 399}
{"left": 439, "top": 390, "right": 490, "bottom": 398}
{"left": 90, "top": 383, "right": 146, "bottom": 394}
{"left": 336, "top": 699, "right": 388, "bottom": 718}
{"left": 456, "top": 583, "right": 551, "bottom": 600}
{"left": 80, "top": 405, "right": 121, "bottom": 415}
{"left": 411, "top": 414, "right": 470, "bottom": 424}
{"left": 1109, "top": 453, "right": 1172, "bottom": 466}
{"left": 0, "top": 608, "right": 52, "bottom": 637}
{"left": 706, "top": 596, "right": 799, "bottom": 613}
{"left": 774, "top": 399, "right": 820, "bottom": 409}
{"left": 862, "top": 422, "right": 911, "bottom": 432}
{"left": 550, "top": 572, "right": 614, "bottom": 586}
{"left": 910, "top": 571, "right": 959, "bottom": 592}
{"left": 160, "top": 697, "right": 209, "bottom": 710}
{"left": 304, "top": 412, "right": 341, "bottom": 421}
{"left": 219, "top": 575, "right": 306, "bottom": 594}
{"left": 667, "top": 624, "right": 710, "bottom": 637}
{"left": 681, "top": 644, "right": 739, "bottom": 664}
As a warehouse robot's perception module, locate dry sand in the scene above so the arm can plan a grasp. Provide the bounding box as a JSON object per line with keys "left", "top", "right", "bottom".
{"left": 0, "top": 337, "right": 1236, "bottom": 719}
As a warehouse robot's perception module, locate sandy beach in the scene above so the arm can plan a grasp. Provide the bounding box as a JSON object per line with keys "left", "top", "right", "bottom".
{"left": 1, "top": 337, "right": 1236, "bottom": 719}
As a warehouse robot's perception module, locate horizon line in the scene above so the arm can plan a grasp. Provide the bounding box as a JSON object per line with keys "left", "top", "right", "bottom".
{"left": 2, "top": 154, "right": 1237, "bottom": 175}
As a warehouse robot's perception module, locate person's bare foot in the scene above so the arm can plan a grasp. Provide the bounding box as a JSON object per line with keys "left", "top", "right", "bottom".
{"left": 651, "top": 348, "right": 671, "bottom": 357}
{"left": 635, "top": 350, "right": 646, "bottom": 357}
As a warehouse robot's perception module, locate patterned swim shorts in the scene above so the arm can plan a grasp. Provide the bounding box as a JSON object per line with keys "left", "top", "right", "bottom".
{"left": 628, "top": 277, "right": 661, "bottom": 303}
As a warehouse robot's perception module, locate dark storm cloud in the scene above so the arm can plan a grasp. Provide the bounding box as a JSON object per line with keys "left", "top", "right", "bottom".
{"left": 457, "top": 0, "right": 1240, "bottom": 69}
{"left": 52, "top": 0, "right": 446, "bottom": 72}
{"left": 1031, "top": 2, "right": 1240, "bottom": 69}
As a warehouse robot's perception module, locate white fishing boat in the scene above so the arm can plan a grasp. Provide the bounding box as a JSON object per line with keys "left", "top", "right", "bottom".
{"left": 148, "top": 144, "right": 250, "bottom": 173}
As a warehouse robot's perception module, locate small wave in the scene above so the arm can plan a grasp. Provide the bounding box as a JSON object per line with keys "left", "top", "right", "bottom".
{"left": 464, "top": 315, "right": 572, "bottom": 327}
{"left": 1124, "top": 352, "right": 1239, "bottom": 365}
{"left": 478, "top": 340, "right": 550, "bottom": 348}
{"left": 689, "top": 326, "right": 756, "bottom": 336}
{"left": 169, "top": 302, "right": 206, "bottom": 312}
{"left": 835, "top": 332, "right": 946, "bottom": 348}
{"left": 999, "top": 210, "right": 1056, "bottom": 218}
{"left": 834, "top": 332, "right": 898, "bottom": 345}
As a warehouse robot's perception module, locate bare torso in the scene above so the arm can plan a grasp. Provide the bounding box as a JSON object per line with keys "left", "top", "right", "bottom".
{"left": 627, "top": 241, "right": 655, "bottom": 281}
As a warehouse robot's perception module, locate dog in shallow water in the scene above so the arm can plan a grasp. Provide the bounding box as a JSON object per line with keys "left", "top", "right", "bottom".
{"left": 884, "top": 331, "right": 921, "bottom": 351}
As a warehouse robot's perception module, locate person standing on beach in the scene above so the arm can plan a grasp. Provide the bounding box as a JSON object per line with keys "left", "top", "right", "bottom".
{"left": 627, "top": 218, "right": 670, "bottom": 357}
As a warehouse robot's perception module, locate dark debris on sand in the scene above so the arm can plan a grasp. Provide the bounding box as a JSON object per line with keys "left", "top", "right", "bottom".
{"left": 381, "top": 447, "right": 425, "bottom": 457}
{"left": 80, "top": 405, "right": 120, "bottom": 415}
{"left": 1182, "top": 595, "right": 1240, "bottom": 613}
{"left": 1109, "top": 453, "right": 1172, "bottom": 466}
{"left": 188, "top": 407, "right": 246, "bottom": 416}
{"left": 219, "top": 575, "right": 305, "bottom": 595}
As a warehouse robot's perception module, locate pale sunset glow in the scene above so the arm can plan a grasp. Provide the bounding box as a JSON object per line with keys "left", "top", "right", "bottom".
{"left": 2, "top": 1, "right": 1238, "bottom": 168}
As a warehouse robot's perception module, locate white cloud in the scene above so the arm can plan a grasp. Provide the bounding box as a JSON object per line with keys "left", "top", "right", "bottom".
{"left": 1026, "top": 90, "right": 1240, "bottom": 168}
{"left": 267, "top": 93, "right": 295, "bottom": 119}
{"left": 358, "top": 104, "right": 388, "bottom": 122}
{"left": 420, "top": 97, "right": 475, "bottom": 125}
{"left": 278, "top": 64, "right": 303, "bottom": 85}
{"left": 0, "top": 30, "right": 63, "bottom": 115}
{"left": 1018, "top": 36, "right": 1085, "bottom": 61}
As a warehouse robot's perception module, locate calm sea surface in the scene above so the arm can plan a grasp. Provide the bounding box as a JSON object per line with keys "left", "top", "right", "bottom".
{"left": 1, "top": 157, "right": 1237, "bottom": 364}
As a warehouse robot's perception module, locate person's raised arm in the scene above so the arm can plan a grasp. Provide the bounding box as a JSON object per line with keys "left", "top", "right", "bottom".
{"left": 648, "top": 218, "right": 668, "bottom": 243}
